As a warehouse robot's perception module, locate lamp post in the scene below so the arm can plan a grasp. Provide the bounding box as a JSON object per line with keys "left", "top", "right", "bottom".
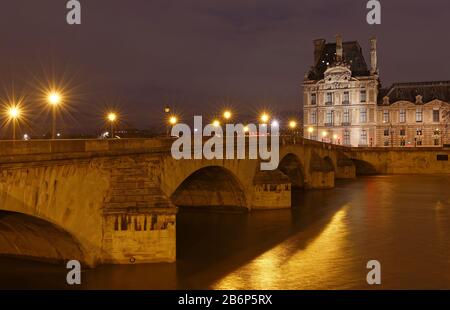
{"left": 168, "top": 115, "right": 178, "bottom": 136}
{"left": 107, "top": 112, "right": 117, "bottom": 139}
{"left": 47, "top": 92, "right": 61, "bottom": 139}
{"left": 7, "top": 105, "right": 21, "bottom": 140}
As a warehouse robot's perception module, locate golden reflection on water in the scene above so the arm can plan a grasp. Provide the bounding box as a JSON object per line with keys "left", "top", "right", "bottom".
{"left": 212, "top": 206, "right": 350, "bottom": 290}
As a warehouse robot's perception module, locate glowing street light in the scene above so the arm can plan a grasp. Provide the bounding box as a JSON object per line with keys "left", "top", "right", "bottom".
{"left": 169, "top": 115, "right": 178, "bottom": 125}
{"left": 322, "top": 131, "right": 328, "bottom": 137}
{"left": 243, "top": 125, "right": 249, "bottom": 133}
{"left": 307, "top": 127, "right": 314, "bottom": 133}
{"left": 107, "top": 112, "right": 118, "bottom": 139}
{"left": 48, "top": 92, "right": 61, "bottom": 106}
{"left": 223, "top": 110, "right": 232, "bottom": 120}
{"left": 271, "top": 120, "right": 279, "bottom": 127}
{"left": 260, "top": 113, "right": 270, "bottom": 124}
{"left": 47, "top": 91, "right": 62, "bottom": 139}
{"left": 289, "top": 121, "right": 297, "bottom": 129}
{"left": 212, "top": 119, "right": 220, "bottom": 127}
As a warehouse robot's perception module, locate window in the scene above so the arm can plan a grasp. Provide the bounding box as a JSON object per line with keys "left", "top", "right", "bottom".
{"left": 325, "top": 110, "right": 334, "bottom": 125}
{"left": 360, "top": 130, "right": 368, "bottom": 145}
{"left": 311, "top": 94, "right": 317, "bottom": 105}
{"left": 434, "top": 138, "right": 440, "bottom": 146}
{"left": 399, "top": 109, "right": 406, "bottom": 123}
{"left": 343, "top": 91, "right": 350, "bottom": 104}
{"left": 384, "top": 129, "right": 390, "bottom": 136}
{"left": 417, "top": 139, "right": 422, "bottom": 146}
{"left": 343, "top": 109, "right": 350, "bottom": 124}
{"left": 383, "top": 110, "right": 389, "bottom": 123}
{"left": 416, "top": 108, "right": 423, "bottom": 122}
{"left": 433, "top": 110, "right": 440, "bottom": 122}
{"left": 343, "top": 130, "right": 350, "bottom": 145}
{"left": 310, "top": 111, "right": 317, "bottom": 124}
{"left": 400, "top": 129, "right": 406, "bottom": 136}
{"left": 360, "top": 90, "right": 367, "bottom": 103}
{"left": 326, "top": 92, "right": 333, "bottom": 105}
{"left": 400, "top": 139, "right": 406, "bottom": 146}
{"left": 416, "top": 129, "right": 423, "bottom": 136}
{"left": 434, "top": 129, "right": 440, "bottom": 136}
{"left": 360, "top": 108, "right": 367, "bottom": 123}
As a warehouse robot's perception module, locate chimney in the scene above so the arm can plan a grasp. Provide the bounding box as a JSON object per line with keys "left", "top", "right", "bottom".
{"left": 313, "top": 39, "right": 326, "bottom": 66}
{"left": 370, "top": 37, "right": 378, "bottom": 75}
{"left": 335, "top": 34, "right": 343, "bottom": 62}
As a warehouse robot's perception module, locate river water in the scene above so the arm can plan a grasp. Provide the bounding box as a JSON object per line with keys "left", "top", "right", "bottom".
{"left": 1, "top": 175, "right": 450, "bottom": 289}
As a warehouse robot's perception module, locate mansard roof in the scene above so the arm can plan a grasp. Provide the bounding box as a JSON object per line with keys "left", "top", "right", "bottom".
{"left": 307, "top": 41, "right": 371, "bottom": 81}
{"left": 378, "top": 81, "right": 450, "bottom": 104}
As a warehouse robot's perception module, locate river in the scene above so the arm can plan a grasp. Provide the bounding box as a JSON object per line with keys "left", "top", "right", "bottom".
{"left": 1, "top": 175, "right": 450, "bottom": 289}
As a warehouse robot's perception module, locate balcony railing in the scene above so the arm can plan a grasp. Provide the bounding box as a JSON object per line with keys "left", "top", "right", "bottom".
{"left": 324, "top": 122, "right": 334, "bottom": 127}
{"left": 342, "top": 100, "right": 350, "bottom": 105}
{"left": 341, "top": 122, "right": 351, "bottom": 126}
{"left": 325, "top": 101, "right": 334, "bottom": 106}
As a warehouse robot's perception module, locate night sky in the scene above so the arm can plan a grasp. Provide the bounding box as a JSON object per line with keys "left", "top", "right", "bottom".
{"left": 0, "top": 0, "right": 449, "bottom": 135}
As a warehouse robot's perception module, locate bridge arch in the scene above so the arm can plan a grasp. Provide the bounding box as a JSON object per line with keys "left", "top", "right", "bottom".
{"left": 0, "top": 210, "right": 85, "bottom": 263}
{"left": 278, "top": 153, "right": 305, "bottom": 189}
{"left": 352, "top": 159, "right": 378, "bottom": 175}
{"left": 323, "top": 156, "right": 335, "bottom": 172}
{"left": 170, "top": 166, "right": 247, "bottom": 210}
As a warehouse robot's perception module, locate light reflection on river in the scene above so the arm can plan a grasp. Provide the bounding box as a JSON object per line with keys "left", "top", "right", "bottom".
{"left": 1, "top": 175, "right": 450, "bottom": 289}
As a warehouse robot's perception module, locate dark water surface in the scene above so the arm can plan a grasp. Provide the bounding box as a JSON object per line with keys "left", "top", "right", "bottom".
{"left": 1, "top": 175, "right": 450, "bottom": 289}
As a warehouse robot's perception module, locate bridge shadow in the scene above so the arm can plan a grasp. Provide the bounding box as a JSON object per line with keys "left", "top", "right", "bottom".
{"left": 173, "top": 181, "right": 353, "bottom": 289}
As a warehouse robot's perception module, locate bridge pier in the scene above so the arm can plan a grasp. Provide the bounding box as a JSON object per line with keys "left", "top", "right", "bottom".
{"left": 251, "top": 170, "right": 291, "bottom": 209}
{"left": 102, "top": 156, "right": 177, "bottom": 264}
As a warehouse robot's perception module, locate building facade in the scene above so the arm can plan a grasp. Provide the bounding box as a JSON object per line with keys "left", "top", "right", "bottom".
{"left": 303, "top": 35, "right": 450, "bottom": 147}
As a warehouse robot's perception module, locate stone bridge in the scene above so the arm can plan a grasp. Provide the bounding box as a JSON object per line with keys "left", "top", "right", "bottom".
{"left": 0, "top": 138, "right": 448, "bottom": 266}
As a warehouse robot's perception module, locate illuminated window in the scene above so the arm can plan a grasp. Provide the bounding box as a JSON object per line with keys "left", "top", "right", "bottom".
{"left": 383, "top": 110, "right": 389, "bottom": 123}
{"left": 326, "top": 92, "right": 333, "bottom": 105}
{"left": 343, "top": 91, "right": 350, "bottom": 104}
{"left": 360, "top": 90, "right": 367, "bottom": 103}
{"left": 343, "top": 130, "right": 351, "bottom": 145}
{"left": 311, "top": 93, "right": 317, "bottom": 105}
{"left": 416, "top": 109, "right": 423, "bottom": 122}
{"left": 343, "top": 109, "right": 350, "bottom": 124}
{"left": 310, "top": 111, "right": 317, "bottom": 124}
{"left": 360, "top": 130, "right": 367, "bottom": 145}
{"left": 399, "top": 109, "right": 406, "bottom": 123}
{"left": 433, "top": 110, "right": 440, "bottom": 122}
{"left": 360, "top": 108, "right": 367, "bottom": 123}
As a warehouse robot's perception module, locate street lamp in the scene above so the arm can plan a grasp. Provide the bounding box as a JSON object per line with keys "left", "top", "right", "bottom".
{"left": 307, "top": 126, "right": 314, "bottom": 140}
{"left": 169, "top": 115, "right": 178, "bottom": 126}
{"left": 321, "top": 130, "right": 328, "bottom": 142}
{"left": 223, "top": 110, "right": 232, "bottom": 121}
{"left": 289, "top": 121, "right": 297, "bottom": 129}
{"left": 260, "top": 113, "right": 270, "bottom": 124}
{"left": 7, "top": 105, "right": 21, "bottom": 140}
{"left": 333, "top": 134, "right": 339, "bottom": 144}
{"left": 47, "top": 91, "right": 62, "bottom": 139}
{"left": 107, "top": 112, "right": 117, "bottom": 139}
{"left": 212, "top": 119, "right": 220, "bottom": 127}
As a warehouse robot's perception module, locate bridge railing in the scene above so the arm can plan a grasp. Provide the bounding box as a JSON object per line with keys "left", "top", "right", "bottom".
{"left": 0, "top": 138, "right": 175, "bottom": 157}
